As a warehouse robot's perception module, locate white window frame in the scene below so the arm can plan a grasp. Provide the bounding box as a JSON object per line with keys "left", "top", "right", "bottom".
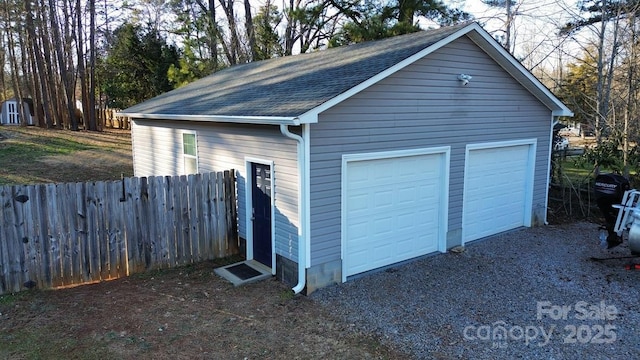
{"left": 182, "top": 131, "right": 198, "bottom": 174}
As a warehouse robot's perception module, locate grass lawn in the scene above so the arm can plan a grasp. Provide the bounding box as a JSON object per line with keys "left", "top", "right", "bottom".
{"left": 0, "top": 126, "right": 133, "bottom": 185}
{"left": 556, "top": 157, "right": 638, "bottom": 190}
{"left": 554, "top": 156, "right": 595, "bottom": 184}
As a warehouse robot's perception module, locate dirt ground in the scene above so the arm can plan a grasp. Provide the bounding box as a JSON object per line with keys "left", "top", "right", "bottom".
{"left": 0, "top": 259, "right": 403, "bottom": 359}
{"left": 0, "top": 127, "right": 402, "bottom": 359}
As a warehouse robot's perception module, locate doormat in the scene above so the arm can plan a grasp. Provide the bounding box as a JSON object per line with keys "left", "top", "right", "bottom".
{"left": 225, "top": 263, "right": 263, "bottom": 281}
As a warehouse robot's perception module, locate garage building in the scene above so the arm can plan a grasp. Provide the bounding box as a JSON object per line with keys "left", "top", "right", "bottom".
{"left": 121, "top": 22, "right": 573, "bottom": 294}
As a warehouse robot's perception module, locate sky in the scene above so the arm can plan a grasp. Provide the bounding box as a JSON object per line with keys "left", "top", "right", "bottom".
{"left": 443, "top": 0, "right": 582, "bottom": 72}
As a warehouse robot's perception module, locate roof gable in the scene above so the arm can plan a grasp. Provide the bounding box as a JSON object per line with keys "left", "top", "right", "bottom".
{"left": 121, "top": 22, "right": 572, "bottom": 124}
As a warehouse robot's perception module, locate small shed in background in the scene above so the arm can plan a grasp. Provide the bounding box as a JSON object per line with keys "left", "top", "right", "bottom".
{"left": 0, "top": 98, "right": 35, "bottom": 126}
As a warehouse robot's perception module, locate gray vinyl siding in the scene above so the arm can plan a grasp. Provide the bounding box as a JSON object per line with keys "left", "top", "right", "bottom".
{"left": 131, "top": 120, "right": 300, "bottom": 262}
{"left": 308, "top": 35, "right": 553, "bottom": 267}
{"left": 131, "top": 120, "right": 185, "bottom": 176}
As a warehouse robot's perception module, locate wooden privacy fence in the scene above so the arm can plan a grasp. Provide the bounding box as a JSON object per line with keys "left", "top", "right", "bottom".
{"left": 0, "top": 171, "right": 238, "bottom": 295}
{"left": 98, "top": 108, "right": 130, "bottom": 130}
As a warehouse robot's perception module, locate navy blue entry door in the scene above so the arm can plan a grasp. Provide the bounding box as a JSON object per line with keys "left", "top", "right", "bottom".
{"left": 251, "top": 163, "right": 272, "bottom": 267}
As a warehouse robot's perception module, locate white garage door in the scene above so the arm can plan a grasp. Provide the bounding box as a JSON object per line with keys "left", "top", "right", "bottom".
{"left": 343, "top": 151, "right": 447, "bottom": 278}
{"left": 463, "top": 141, "right": 535, "bottom": 243}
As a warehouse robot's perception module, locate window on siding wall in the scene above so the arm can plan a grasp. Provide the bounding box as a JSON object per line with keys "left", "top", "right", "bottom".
{"left": 182, "top": 132, "right": 198, "bottom": 174}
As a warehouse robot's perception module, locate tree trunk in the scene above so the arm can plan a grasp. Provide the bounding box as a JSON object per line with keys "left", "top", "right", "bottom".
{"left": 505, "top": 0, "right": 512, "bottom": 52}
{"left": 397, "top": 0, "right": 415, "bottom": 26}
{"left": 88, "top": 0, "right": 97, "bottom": 130}
{"left": 25, "top": 9, "right": 45, "bottom": 128}
{"left": 76, "top": 0, "right": 88, "bottom": 130}
{"left": 26, "top": 0, "right": 53, "bottom": 128}
{"left": 48, "top": 0, "right": 77, "bottom": 130}
{"left": 194, "top": 0, "right": 219, "bottom": 71}
{"left": 208, "top": 0, "right": 218, "bottom": 71}
{"left": 244, "top": 0, "right": 257, "bottom": 61}
{"left": 594, "top": 1, "right": 608, "bottom": 144}
{"left": 219, "top": 0, "right": 242, "bottom": 64}
{"left": 284, "top": 0, "right": 297, "bottom": 56}
{"left": 3, "top": 1, "right": 28, "bottom": 126}
{"left": 623, "top": 12, "right": 638, "bottom": 171}
{"left": 0, "top": 22, "right": 6, "bottom": 100}
{"left": 39, "top": 0, "right": 61, "bottom": 128}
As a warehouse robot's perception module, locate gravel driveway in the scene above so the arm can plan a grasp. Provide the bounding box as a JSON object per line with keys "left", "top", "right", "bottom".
{"left": 312, "top": 222, "right": 640, "bottom": 359}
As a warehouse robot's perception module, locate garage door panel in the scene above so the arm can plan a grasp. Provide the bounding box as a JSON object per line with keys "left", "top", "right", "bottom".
{"left": 374, "top": 191, "right": 394, "bottom": 208}
{"left": 347, "top": 222, "right": 368, "bottom": 238}
{"left": 463, "top": 143, "right": 533, "bottom": 243}
{"left": 347, "top": 170, "right": 370, "bottom": 185}
{"left": 348, "top": 194, "right": 369, "bottom": 212}
{"left": 344, "top": 152, "right": 445, "bottom": 277}
{"left": 397, "top": 188, "right": 418, "bottom": 204}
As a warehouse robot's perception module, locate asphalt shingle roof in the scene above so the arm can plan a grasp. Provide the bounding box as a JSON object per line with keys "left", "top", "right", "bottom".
{"left": 122, "top": 24, "right": 469, "bottom": 118}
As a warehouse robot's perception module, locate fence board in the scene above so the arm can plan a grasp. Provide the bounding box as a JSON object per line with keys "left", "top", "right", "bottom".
{"left": 163, "top": 177, "right": 175, "bottom": 267}
{"left": 0, "top": 187, "right": 13, "bottom": 293}
{"left": 140, "top": 176, "right": 152, "bottom": 270}
{"left": 4, "top": 187, "right": 15, "bottom": 292}
{"left": 196, "top": 174, "right": 206, "bottom": 262}
{"left": 106, "top": 181, "right": 118, "bottom": 280}
{"left": 93, "top": 181, "right": 108, "bottom": 281}
{"left": 113, "top": 180, "right": 127, "bottom": 278}
{"left": 187, "top": 175, "right": 198, "bottom": 262}
{"left": 4, "top": 187, "right": 19, "bottom": 293}
{"left": 46, "top": 184, "right": 62, "bottom": 288}
{"left": 149, "top": 177, "right": 165, "bottom": 269}
{"left": 177, "top": 175, "right": 190, "bottom": 264}
{"left": 159, "top": 176, "right": 172, "bottom": 267}
{"left": 74, "top": 182, "right": 88, "bottom": 283}
{"left": 23, "top": 185, "right": 39, "bottom": 289}
{"left": 227, "top": 170, "right": 239, "bottom": 254}
{"left": 66, "top": 184, "right": 77, "bottom": 285}
{"left": 86, "top": 182, "right": 100, "bottom": 283}
{"left": 122, "top": 177, "right": 135, "bottom": 276}
{"left": 201, "top": 173, "right": 212, "bottom": 260}
{"left": 61, "top": 183, "right": 73, "bottom": 286}
{"left": 130, "top": 177, "right": 147, "bottom": 273}
{"left": 172, "top": 176, "right": 185, "bottom": 265}
{"left": 34, "top": 185, "right": 51, "bottom": 288}
{"left": 11, "top": 186, "right": 27, "bottom": 290}
{"left": 0, "top": 171, "right": 238, "bottom": 295}
{"left": 216, "top": 173, "right": 226, "bottom": 257}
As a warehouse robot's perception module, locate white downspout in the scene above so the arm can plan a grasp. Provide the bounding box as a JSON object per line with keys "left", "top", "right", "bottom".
{"left": 280, "top": 124, "right": 306, "bottom": 294}
{"left": 545, "top": 116, "right": 559, "bottom": 225}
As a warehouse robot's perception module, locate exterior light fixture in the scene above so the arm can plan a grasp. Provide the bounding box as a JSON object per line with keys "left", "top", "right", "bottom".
{"left": 457, "top": 74, "right": 472, "bottom": 86}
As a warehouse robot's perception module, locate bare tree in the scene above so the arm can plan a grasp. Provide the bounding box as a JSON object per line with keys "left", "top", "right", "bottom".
{"left": 219, "top": 0, "right": 244, "bottom": 64}
{"left": 25, "top": 0, "right": 51, "bottom": 127}
{"left": 283, "top": 0, "right": 342, "bottom": 54}
{"left": 2, "top": 1, "right": 29, "bottom": 126}
{"left": 88, "top": 0, "right": 97, "bottom": 130}
{"left": 244, "top": 0, "right": 257, "bottom": 61}
{"left": 48, "top": 0, "right": 79, "bottom": 129}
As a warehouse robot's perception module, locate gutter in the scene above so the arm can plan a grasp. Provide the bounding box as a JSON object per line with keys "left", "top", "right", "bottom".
{"left": 117, "top": 112, "right": 301, "bottom": 126}
{"left": 279, "top": 124, "right": 306, "bottom": 294}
